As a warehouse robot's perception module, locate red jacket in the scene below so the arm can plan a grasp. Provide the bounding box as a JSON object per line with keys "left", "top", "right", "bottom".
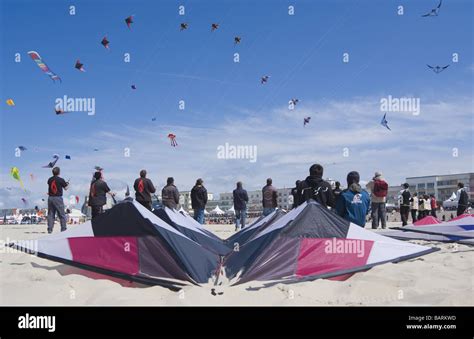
{"left": 430, "top": 197, "right": 437, "bottom": 209}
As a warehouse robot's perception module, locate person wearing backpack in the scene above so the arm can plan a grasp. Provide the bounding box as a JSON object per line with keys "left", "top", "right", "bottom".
{"left": 366, "top": 171, "right": 388, "bottom": 229}
{"left": 297, "top": 164, "right": 335, "bottom": 208}
{"left": 456, "top": 182, "right": 469, "bottom": 216}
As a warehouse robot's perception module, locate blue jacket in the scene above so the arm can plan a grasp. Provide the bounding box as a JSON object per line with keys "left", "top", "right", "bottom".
{"left": 335, "top": 184, "right": 370, "bottom": 227}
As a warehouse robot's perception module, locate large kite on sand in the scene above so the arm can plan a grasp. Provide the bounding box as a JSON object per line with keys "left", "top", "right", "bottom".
{"left": 27, "top": 51, "right": 61, "bottom": 83}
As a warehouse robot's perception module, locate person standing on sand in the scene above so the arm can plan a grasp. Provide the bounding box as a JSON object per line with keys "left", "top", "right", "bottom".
{"left": 88, "top": 171, "right": 114, "bottom": 219}
{"left": 335, "top": 171, "right": 370, "bottom": 227}
{"left": 290, "top": 180, "right": 301, "bottom": 209}
{"left": 456, "top": 182, "right": 469, "bottom": 216}
{"left": 191, "top": 178, "right": 208, "bottom": 224}
{"left": 133, "top": 169, "right": 156, "bottom": 210}
{"left": 430, "top": 194, "right": 438, "bottom": 218}
{"left": 46, "top": 167, "right": 69, "bottom": 233}
{"left": 366, "top": 172, "right": 388, "bottom": 229}
{"left": 262, "top": 178, "right": 278, "bottom": 216}
{"left": 399, "top": 183, "right": 411, "bottom": 226}
{"left": 333, "top": 181, "right": 343, "bottom": 201}
{"left": 409, "top": 192, "right": 419, "bottom": 223}
{"left": 162, "top": 177, "right": 180, "bottom": 210}
{"left": 233, "top": 182, "right": 249, "bottom": 231}
{"left": 424, "top": 194, "right": 431, "bottom": 219}
{"left": 297, "top": 164, "right": 335, "bottom": 208}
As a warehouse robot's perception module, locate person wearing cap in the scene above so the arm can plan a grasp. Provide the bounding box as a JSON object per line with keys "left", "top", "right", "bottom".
{"left": 162, "top": 177, "right": 180, "bottom": 210}
{"left": 191, "top": 178, "right": 208, "bottom": 224}
{"left": 399, "top": 183, "right": 411, "bottom": 226}
{"left": 366, "top": 171, "right": 389, "bottom": 229}
{"left": 133, "top": 169, "right": 156, "bottom": 210}
{"left": 88, "top": 171, "right": 113, "bottom": 219}
{"left": 335, "top": 171, "right": 370, "bottom": 227}
{"left": 46, "top": 167, "right": 69, "bottom": 233}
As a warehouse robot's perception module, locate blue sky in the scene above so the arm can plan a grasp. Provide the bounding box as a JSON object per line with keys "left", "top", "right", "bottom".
{"left": 1, "top": 0, "right": 473, "bottom": 208}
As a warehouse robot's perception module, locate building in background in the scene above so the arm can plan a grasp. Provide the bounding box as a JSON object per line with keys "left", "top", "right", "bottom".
{"left": 406, "top": 173, "right": 473, "bottom": 202}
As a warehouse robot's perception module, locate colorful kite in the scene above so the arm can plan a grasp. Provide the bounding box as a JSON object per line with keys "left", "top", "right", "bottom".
{"left": 168, "top": 133, "right": 178, "bottom": 147}
{"left": 381, "top": 113, "right": 391, "bottom": 131}
{"left": 6, "top": 99, "right": 15, "bottom": 106}
{"left": 101, "top": 36, "right": 110, "bottom": 49}
{"left": 27, "top": 51, "right": 61, "bottom": 83}
{"left": 303, "top": 117, "right": 311, "bottom": 126}
{"left": 125, "top": 16, "right": 133, "bottom": 29}
{"left": 42, "top": 154, "right": 59, "bottom": 168}
{"left": 75, "top": 196, "right": 80, "bottom": 204}
{"left": 75, "top": 60, "right": 85, "bottom": 72}
{"left": 10, "top": 167, "right": 24, "bottom": 189}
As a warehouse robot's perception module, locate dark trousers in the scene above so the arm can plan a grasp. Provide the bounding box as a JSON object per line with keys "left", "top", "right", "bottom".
{"left": 431, "top": 209, "right": 437, "bottom": 218}
{"left": 400, "top": 206, "right": 410, "bottom": 226}
{"left": 91, "top": 205, "right": 104, "bottom": 219}
{"left": 47, "top": 196, "right": 67, "bottom": 233}
{"left": 371, "top": 202, "right": 387, "bottom": 229}
{"left": 138, "top": 200, "right": 152, "bottom": 211}
{"left": 457, "top": 205, "right": 468, "bottom": 217}
{"left": 411, "top": 209, "right": 418, "bottom": 222}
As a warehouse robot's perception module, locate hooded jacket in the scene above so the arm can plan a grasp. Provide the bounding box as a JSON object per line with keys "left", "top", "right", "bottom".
{"left": 335, "top": 183, "right": 370, "bottom": 227}
{"left": 191, "top": 185, "right": 208, "bottom": 210}
{"left": 297, "top": 175, "right": 335, "bottom": 208}
{"left": 162, "top": 184, "right": 180, "bottom": 209}
{"left": 233, "top": 187, "right": 249, "bottom": 210}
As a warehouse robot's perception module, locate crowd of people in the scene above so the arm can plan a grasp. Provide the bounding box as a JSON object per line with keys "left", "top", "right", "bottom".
{"left": 45, "top": 164, "right": 471, "bottom": 233}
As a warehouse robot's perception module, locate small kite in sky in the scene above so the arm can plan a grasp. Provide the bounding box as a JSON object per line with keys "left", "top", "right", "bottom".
{"left": 6, "top": 99, "right": 15, "bottom": 106}
{"left": 151, "top": 117, "right": 157, "bottom": 121}
{"left": 180, "top": 23, "right": 189, "bottom": 31}
{"left": 42, "top": 154, "right": 59, "bottom": 168}
{"left": 27, "top": 51, "right": 61, "bottom": 83}
{"left": 427, "top": 64, "right": 450, "bottom": 74}
{"left": 10, "top": 167, "right": 24, "bottom": 190}
{"left": 94, "top": 149, "right": 99, "bottom": 152}
{"left": 101, "top": 36, "right": 110, "bottom": 49}
{"left": 211, "top": 23, "right": 219, "bottom": 31}
{"left": 261, "top": 75, "right": 270, "bottom": 84}
{"left": 168, "top": 133, "right": 178, "bottom": 147}
{"left": 131, "top": 84, "right": 137, "bottom": 90}
{"left": 94, "top": 166, "right": 103, "bottom": 171}
{"left": 289, "top": 98, "right": 299, "bottom": 106}
{"left": 30, "top": 173, "right": 35, "bottom": 182}
{"left": 65, "top": 155, "right": 71, "bottom": 160}
{"left": 75, "top": 60, "right": 85, "bottom": 72}
{"left": 125, "top": 16, "right": 134, "bottom": 29}
{"left": 422, "top": 0, "right": 442, "bottom": 17}
{"left": 381, "top": 113, "right": 391, "bottom": 131}
{"left": 55, "top": 108, "right": 69, "bottom": 115}
{"left": 234, "top": 36, "right": 241, "bottom": 44}
{"left": 75, "top": 196, "right": 80, "bottom": 204}
{"left": 18, "top": 146, "right": 27, "bottom": 151}
{"left": 21, "top": 198, "right": 27, "bottom": 205}
{"left": 303, "top": 117, "right": 311, "bottom": 126}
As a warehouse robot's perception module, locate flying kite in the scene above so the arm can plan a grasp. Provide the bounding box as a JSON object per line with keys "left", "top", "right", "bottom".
{"left": 42, "top": 154, "right": 59, "bottom": 168}
{"left": 261, "top": 75, "right": 270, "bottom": 84}
{"left": 381, "top": 113, "right": 391, "bottom": 131}
{"left": 125, "top": 16, "right": 134, "bottom": 29}
{"left": 18, "top": 146, "right": 27, "bottom": 151}
{"left": 101, "top": 36, "right": 110, "bottom": 49}
{"left": 21, "top": 198, "right": 27, "bottom": 205}
{"left": 75, "top": 60, "right": 85, "bottom": 72}
{"left": 6, "top": 99, "right": 15, "bottom": 106}
{"left": 151, "top": 117, "right": 157, "bottom": 121}
{"left": 30, "top": 173, "right": 35, "bottom": 182}
{"left": 422, "top": 0, "right": 442, "bottom": 17}
{"left": 234, "top": 36, "right": 241, "bottom": 44}
{"left": 131, "top": 85, "right": 137, "bottom": 90}
{"left": 65, "top": 155, "right": 71, "bottom": 160}
{"left": 168, "top": 133, "right": 178, "bottom": 147}
{"left": 94, "top": 149, "right": 99, "bottom": 152}
{"left": 211, "top": 23, "right": 219, "bottom": 31}
{"left": 180, "top": 23, "right": 188, "bottom": 31}
{"left": 427, "top": 64, "right": 450, "bottom": 74}
{"left": 303, "top": 117, "right": 311, "bottom": 126}
{"left": 27, "top": 51, "right": 61, "bottom": 83}
{"left": 289, "top": 98, "right": 299, "bottom": 106}
{"left": 55, "top": 108, "right": 68, "bottom": 115}
{"left": 10, "top": 167, "right": 24, "bottom": 189}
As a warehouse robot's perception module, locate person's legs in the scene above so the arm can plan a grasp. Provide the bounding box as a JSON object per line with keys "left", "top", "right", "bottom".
{"left": 241, "top": 208, "right": 247, "bottom": 228}
{"left": 411, "top": 209, "right": 417, "bottom": 223}
{"left": 235, "top": 209, "right": 241, "bottom": 230}
{"left": 52, "top": 196, "right": 68, "bottom": 232}
{"left": 196, "top": 209, "right": 205, "bottom": 224}
{"left": 457, "top": 205, "right": 466, "bottom": 217}
{"left": 91, "top": 206, "right": 100, "bottom": 219}
{"left": 47, "top": 197, "right": 56, "bottom": 233}
{"left": 371, "top": 203, "right": 379, "bottom": 229}
{"left": 379, "top": 203, "right": 387, "bottom": 229}
{"left": 431, "top": 209, "right": 437, "bottom": 218}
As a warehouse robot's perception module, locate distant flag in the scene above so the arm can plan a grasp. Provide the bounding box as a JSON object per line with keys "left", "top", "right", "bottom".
{"left": 381, "top": 113, "right": 391, "bottom": 131}
{"left": 6, "top": 99, "right": 15, "bottom": 106}
{"left": 65, "top": 155, "right": 71, "bottom": 160}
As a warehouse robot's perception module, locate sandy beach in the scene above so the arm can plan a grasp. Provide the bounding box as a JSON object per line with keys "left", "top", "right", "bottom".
{"left": 1, "top": 222, "right": 472, "bottom": 306}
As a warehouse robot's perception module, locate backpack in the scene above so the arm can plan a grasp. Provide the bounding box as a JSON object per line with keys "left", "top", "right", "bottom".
{"left": 373, "top": 180, "right": 388, "bottom": 198}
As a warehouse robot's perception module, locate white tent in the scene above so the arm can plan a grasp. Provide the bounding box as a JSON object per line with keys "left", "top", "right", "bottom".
{"left": 226, "top": 206, "right": 235, "bottom": 215}
{"left": 211, "top": 205, "right": 225, "bottom": 215}
{"left": 204, "top": 209, "right": 210, "bottom": 215}
{"left": 67, "top": 209, "right": 86, "bottom": 223}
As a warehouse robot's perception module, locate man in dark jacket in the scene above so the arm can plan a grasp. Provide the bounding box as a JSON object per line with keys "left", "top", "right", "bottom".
{"left": 46, "top": 167, "right": 69, "bottom": 233}
{"left": 162, "top": 177, "right": 180, "bottom": 210}
{"left": 133, "top": 169, "right": 156, "bottom": 210}
{"left": 335, "top": 171, "right": 370, "bottom": 227}
{"left": 262, "top": 178, "right": 278, "bottom": 216}
{"left": 88, "top": 171, "right": 113, "bottom": 219}
{"left": 290, "top": 180, "right": 301, "bottom": 209}
{"left": 456, "top": 182, "right": 469, "bottom": 216}
{"left": 191, "top": 178, "right": 208, "bottom": 224}
{"left": 399, "top": 183, "right": 411, "bottom": 226}
{"left": 297, "top": 164, "right": 335, "bottom": 208}
{"left": 333, "top": 181, "right": 342, "bottom": 200}
{"left": 233, "top": 181, "right": 249, "bottom": 231}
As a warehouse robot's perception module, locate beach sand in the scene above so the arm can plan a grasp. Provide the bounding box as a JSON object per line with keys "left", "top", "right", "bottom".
{"left": 1, "top": 222, "right": 473, "bottom": 306}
